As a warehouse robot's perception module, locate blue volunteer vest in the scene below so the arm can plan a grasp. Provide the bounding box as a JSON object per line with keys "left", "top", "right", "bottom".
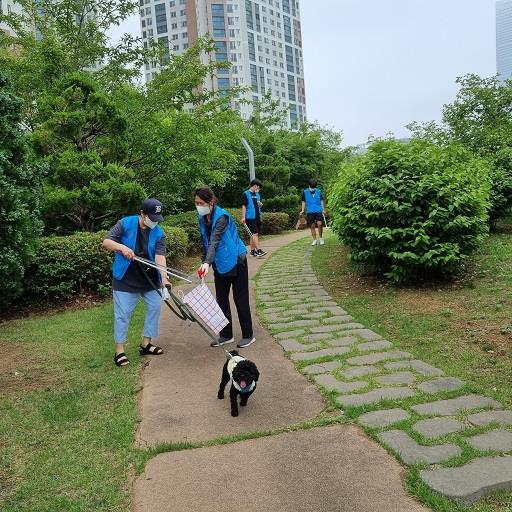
{"left": 304, "top": 188, "right": 323, "bottom": 213}
{"left": 112, "top": 215, "right": 165, "bottom": 281}
{"left": 199, "top": 206, "right": 247, "bottom": 275}
{"left": 244, "top": 190, "right": 262, "bottom": 220}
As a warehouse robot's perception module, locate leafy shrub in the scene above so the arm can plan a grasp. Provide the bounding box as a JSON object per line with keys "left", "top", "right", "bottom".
{"left": 261, "top": 212, "right": 290, "bottom": 234}
{"left": 264, "top": 192, "right": 301, "bottom": 228}
{"left": 19, "top": 227, "right": 188, "bottom": 302}
{"left": 227, "top": 208, "right": 289, "bottom": 240}
{"left": 161, "top": 225, "right": 189, "bottom": 261}
{"left": 329, "top": 139, "right": 490, "bottom": 283}
{"left": 164, "top": 211, "right": 203, "bottom": 253}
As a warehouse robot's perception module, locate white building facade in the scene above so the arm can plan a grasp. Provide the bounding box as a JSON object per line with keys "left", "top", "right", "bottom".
{"left": 497, "top": 0, "right": 512, "bottom": 81}
{"left": 139, "top": 0, "right": 306, "bottom": 128}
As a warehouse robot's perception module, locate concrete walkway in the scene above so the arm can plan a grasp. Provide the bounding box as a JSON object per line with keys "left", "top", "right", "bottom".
{"left": 133, "top": 232, "right": 429, "bottom": 511}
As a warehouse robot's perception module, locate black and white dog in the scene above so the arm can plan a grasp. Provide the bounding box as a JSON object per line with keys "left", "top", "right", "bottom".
{"left": 218, "top": 350, "right": 260, "bottom": 417}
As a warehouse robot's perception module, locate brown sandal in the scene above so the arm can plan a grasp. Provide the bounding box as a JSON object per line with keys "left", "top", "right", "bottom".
{"left": 139, "top": 343, "right": 163, "bottom": 355}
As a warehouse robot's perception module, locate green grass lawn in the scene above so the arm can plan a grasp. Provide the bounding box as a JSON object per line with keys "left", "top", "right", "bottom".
{"left": 311, "top": 227, "right": 512, "bottom": 512}
{"left": 0, "top": 303, "right": 148, "bottom": 512}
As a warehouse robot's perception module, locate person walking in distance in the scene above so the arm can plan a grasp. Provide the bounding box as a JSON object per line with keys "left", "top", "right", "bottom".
{"left": 241, "top": 178, "right": 267, "bottom": 258}
{"left": 102, "top": 198, "right": 169, "bottom": 367}
{"left": 195, "top": 187, "right": 256, "bottom": 349}
{"left": 300, "top": 178, "right": 326, "bottom": 246}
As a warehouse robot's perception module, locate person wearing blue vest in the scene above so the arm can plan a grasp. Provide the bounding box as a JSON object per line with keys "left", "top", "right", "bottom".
{"left": 195, "top": 187, "right": 255, "bottom": 348}
{"left": 241, "top": 178, "right": 267, "bottom": 258}
{"left": 300, "top": 178, "right": 326, "bottom": 246}
{"left": 102, "top": 198, "right": 170, "bottom": 367}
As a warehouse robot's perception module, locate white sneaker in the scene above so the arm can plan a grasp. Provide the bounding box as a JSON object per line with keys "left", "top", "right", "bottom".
{"left": 319, "top": 238, "right": 325, "bottom": 245}
{"left": 311, "top": 239, "right": 317, "bottom": 246}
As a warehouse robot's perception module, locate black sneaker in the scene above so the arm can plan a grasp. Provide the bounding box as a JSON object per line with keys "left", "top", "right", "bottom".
{"left": 256, "top": 249, "right": 267, "bottom": 257}
{"left": 210, "top": 337, "right": 235, "bottom": 347}
{"left": 250, "top": 249, "right": 258, "bottom": 257}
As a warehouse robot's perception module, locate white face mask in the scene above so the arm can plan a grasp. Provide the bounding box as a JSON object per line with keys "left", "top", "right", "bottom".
{"left": 196, "top": 205, "right": 211, "bottom": 216}
{"left": 143, "top": 215, "right": 158, "bottom": 229}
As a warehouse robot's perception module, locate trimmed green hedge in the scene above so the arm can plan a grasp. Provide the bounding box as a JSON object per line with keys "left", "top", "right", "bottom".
{"left": 166, "top": 209, "right": 290, "bottom": 250}
{"left": 19, "top": 226, "right": 189, "bottom": 302}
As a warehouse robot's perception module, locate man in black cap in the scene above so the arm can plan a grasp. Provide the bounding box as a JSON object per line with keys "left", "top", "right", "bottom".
{"left": 102, "top": 198, "right": 170, "bottom": 366}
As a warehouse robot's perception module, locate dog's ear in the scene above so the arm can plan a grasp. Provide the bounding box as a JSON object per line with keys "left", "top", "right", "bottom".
{"left": 249, "top": 362, "right": 260, "bottom": 382}
{"left": 229, "top": 350, "right": 239, "bottom": 357}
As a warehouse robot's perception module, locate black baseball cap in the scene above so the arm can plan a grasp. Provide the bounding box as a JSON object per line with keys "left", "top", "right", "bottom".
{"left": 141, "top": 198, "right": 164, "bottom": 222}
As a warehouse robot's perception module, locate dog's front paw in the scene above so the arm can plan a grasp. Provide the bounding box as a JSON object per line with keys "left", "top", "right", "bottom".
{"left": 231, "top": 410, "right": 239, "bottom": 417}
{"left": 240, "top": 401, "right": 247, "bottom": 407}
{"left": 217, "top": 392, "right": 224, "bottom": 399}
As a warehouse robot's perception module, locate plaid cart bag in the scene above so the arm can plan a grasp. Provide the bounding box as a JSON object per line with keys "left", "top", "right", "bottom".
{"left": 182, "top": 283, "right": 229, "bottom": 335}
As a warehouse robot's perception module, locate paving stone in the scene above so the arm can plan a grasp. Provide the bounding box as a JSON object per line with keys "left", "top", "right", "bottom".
{"left": 311, "top": 306, "right": 349, "bottom": 315}
{"left": 346, "top": 329, "right": 383, "bottom": 341}
{"left": 290, "top": 347, "right": 350, "bottom": 361}
{"left": 341, "top": 365, "right": 380, "bottom": 379}
{"left": 322, "top": 315, "right": 354, "bottom": 324}
{"left": 411, "top": 395, "right": 502, "bottom": 417}
{"left": 346, "top": 351, "right": 413, "bottom": 366}
{"left": 417, "top": 377, "right": 465, "bottom": 394}
{"left": 328, "top": 336, "right": 358, "bottom": 347}
{"left": 302, "top": 361, "right": 343, "bottom": 375}
{"left": 358, "top": 408, "right": 411, "bottom": 428}
{"left": 263, "top": 298, "right": 303, "bottom": 306}
{"left": 468, "top": 410, "right": 512, "bottom": 427}
{"left": 274, "top": 329, "right": 306, "bottom": 340}
{"left": 302, "top": 311, "right": 328, "bottom": 319}
{"left": 278, "top": 339, "right": 321, "bottom": 352}
{"left": 378, "top": 430, "right": 461, "bottom": 465}
{"left": 269, "top": 319, "right": 320, "bottom": 330}
{"left": 311, "top": 323, "right": 365, "bottom": 333}
{"left": 375, "top": 372, "right": 416, "bottom": 386}
{"left": 357, "top": 340, "right": 394, "bottom": 352}
{"left": 314, "top": 374, "right": 368, "bottom": 394}
{"left": 302, "top": 333, "right": 334, "bottom": 342}
{"left": 336, "top": 387, "right": 415, "bottom": 407}
{"left": 467, "top": 430, "right": 512, "bottom": 452}
{"left": 413, "top": 418, "right": 464, "bottom": 439}
{"left": 420, "top": 456, "right": 512, "bottom": 505}
{"left": 384, "top": 360, "right": 444, "bottom": 377}
{"left": 263, "top": 307, "right": 287, "bottom": 314}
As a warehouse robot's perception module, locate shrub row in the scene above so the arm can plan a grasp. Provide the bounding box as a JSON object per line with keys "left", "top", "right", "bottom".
{"left": 166, "top": 209, "right": 290, "bottom": 251}
{"left": 19, "top": 226, "right": 188, "bottom": 303}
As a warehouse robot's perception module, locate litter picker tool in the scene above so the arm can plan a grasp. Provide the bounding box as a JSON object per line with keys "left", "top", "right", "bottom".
{"left": 242, "top": 222, "right": 253, "bottom": 239}
{"left": 133, "top": 255, "right": 193, "bottom": 283}
{"left": 322, "top": 213, "right": 329, "bottom": 230}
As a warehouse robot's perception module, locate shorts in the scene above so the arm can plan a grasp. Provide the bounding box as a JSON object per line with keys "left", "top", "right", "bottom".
{"left": 245, "top": 219, "right": 261, "bottom": 234}
{"left": 306, "top": 212, "right": 323, "bottom": 225}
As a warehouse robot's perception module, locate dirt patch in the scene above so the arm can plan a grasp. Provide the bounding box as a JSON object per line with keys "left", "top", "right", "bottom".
{"left": 0, "top": 341, "right": 61, "bottom": 396}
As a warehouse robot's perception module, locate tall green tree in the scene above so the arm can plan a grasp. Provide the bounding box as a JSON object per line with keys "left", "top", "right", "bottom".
{"left": 32, "top": 73, "right": 145, "bottom": 231}
{"left": 0, "top": 72, "right": 44, "bottom": 308}
{"left": 409, "top": 74, "right": 512, "bottom": 224}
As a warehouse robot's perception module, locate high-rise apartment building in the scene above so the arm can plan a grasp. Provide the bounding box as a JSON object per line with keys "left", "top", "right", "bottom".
{"left": 0, "top": 0, "right": 26, "bottom": 37}
{"left": 139, "top": 0, "right": 306, "bottom": 128}
{"left": 497, "top": 0, "right": 512, "bottom": 81}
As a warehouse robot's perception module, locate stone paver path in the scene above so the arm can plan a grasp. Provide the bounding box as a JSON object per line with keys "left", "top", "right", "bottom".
{"left": 134, "top": 232, "right": 429, "bottom": 512}
{"left": 255, "top": 239, "right": 512, "bottom": 507}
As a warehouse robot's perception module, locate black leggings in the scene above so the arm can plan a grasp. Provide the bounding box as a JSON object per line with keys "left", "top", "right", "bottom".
{"left": 214, "top": 261, "right": 253, "bottom": 339}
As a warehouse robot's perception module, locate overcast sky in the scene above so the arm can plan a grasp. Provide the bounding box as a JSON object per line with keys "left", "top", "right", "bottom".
{"left": 108, "top": 0, "right": 497, "bottom": 146}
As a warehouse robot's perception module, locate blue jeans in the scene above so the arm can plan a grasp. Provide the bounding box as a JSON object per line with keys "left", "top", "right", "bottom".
{"left": 113, "top": 290, "right": 162, "bottom": 343}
